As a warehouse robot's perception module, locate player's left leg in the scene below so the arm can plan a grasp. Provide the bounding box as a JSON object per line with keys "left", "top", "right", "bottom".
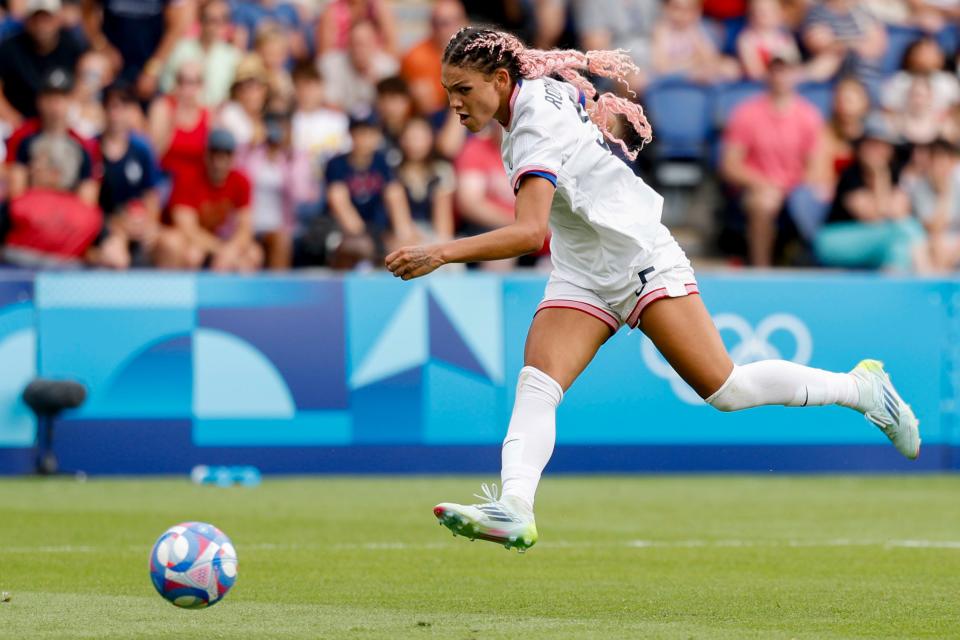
{"left": 434, "top": 308, "right": 612, "bottom": 550}
{"left": 640, "top": 294, "right": 920, "bottom": 459}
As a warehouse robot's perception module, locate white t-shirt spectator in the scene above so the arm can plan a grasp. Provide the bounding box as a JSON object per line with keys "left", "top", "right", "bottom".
{"left": 882, "top": 71, "right": 960, "bottom": 114}
{"left": 319, "top": 51, "right": 398, "bottom": 116}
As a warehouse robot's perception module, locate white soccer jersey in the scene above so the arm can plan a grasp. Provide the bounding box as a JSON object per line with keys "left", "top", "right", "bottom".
{"left": 500, "top": 77, "right": 694, "bottom": 326}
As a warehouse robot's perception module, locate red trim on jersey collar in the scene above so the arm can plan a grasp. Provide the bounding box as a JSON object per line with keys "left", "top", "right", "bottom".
{"left": 505, "top": 78, "right": 523, "bottom": 131}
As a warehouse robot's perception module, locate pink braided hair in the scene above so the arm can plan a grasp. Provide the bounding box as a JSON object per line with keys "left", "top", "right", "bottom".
{"left": 461, "top": 30, "right": 652, "bottom": 160}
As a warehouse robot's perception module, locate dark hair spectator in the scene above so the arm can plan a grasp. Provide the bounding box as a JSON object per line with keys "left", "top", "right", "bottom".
{"left": 908, "top": 138, "right": 960, "bottom": 271}
{"left": 882, "top": 37, "right": 959, "bottom": 126}
{"left": 397, "top": 116, "right": 454, "bottom": 241}
{"left": 323, "top": 113, "right": 415, "bottom": 269}
{"left": 290, "top": 61, "right": 349, "bottom": 212}
{"left": 0, "top": 0, "right": 88, "bottom": 124}
{"left": 374, "top": 75, "right": 411, "bottom": 168}
{"left": 815, "top": 115, "right": 930, "bottom": 271}
{"left": 820, "top": 76, "right": 872, "bottom": 190}
{"left": 95, "top": 83, "right": 163, "bottom": 269}
{"left": 157, "top": 127, "right": 264, "bottom": 271}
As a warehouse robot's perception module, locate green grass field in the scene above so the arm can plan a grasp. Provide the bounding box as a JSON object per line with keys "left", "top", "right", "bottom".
{"left": 1, "top": 475, "right": 958, "bottom": 640}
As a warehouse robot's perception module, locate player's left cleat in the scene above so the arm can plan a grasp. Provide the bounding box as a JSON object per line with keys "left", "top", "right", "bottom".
{"left": 850, "top": 359, "right": 921, "bottom": 460}
{"left": 433, "top": 484, "right": 538, "bottom": 552}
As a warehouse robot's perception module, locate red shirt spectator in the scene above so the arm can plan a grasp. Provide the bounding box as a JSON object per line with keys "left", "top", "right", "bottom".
{"left": 159, "top": 95, "right": 210, "bottom": 188}
{"left": 5, "top": 189, "right": 102, "bottom": 262}
{"left": 703, "top": 0, "right": 747, "bottom": 20}
{"left": 168, "top": 164, "right": 250, "bottom": 235}
{"left": 723, "top": 93, "right": 823, "bottom": 192}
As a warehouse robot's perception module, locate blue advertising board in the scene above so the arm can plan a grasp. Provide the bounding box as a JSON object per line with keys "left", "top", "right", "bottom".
{"left": 0, "top": 271, "right": 955, "bottom": 474}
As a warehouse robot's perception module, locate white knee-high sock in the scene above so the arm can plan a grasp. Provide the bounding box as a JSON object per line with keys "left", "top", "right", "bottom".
{"left": 500, "top": 366, "right": 563, "bottom": 510}
{"left": 706, "top": 361, "right": 862, "bottom": 412}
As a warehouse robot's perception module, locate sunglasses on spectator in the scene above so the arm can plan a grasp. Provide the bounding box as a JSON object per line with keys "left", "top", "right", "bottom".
{"left": 203, "top": 13, "right": 230, "bottom": 24}
{"left": 177, "top": 75, "right": 203, "bottom": 86}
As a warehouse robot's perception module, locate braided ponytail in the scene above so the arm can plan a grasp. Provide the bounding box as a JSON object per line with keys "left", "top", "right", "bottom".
{"left": 442, "top": 27, "right": 652, "bottom": 160}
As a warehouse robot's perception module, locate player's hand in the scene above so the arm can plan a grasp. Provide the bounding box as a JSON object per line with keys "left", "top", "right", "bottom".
{"left": 385, "top": 244, "right": 445, "bottom": 280}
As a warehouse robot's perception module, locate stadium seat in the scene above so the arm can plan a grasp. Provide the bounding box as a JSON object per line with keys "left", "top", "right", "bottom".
{"left": 881, "top": 25, "right": 924, "bottom": 74}
{"left": 644, "top": 78, "right": 712, "bottom": 160}
{"left": 797, "top": 82, "right": 834, "bottom": 119}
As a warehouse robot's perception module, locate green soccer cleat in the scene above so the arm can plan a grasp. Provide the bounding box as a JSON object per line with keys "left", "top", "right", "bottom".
{"left": 850, "top": 359, "right": 921, "bottom": 460}
{"left": 433, "top": 484, "right": 538, "bottom": 552}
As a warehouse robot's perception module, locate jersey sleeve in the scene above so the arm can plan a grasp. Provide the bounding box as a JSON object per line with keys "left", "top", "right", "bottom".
{"left": 508, "top": 124, "right": 561, "bottom": 192}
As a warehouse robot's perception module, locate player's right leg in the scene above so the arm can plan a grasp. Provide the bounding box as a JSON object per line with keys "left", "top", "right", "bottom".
{"left": 434, "top": 306, "right": 612, "bottom": 551}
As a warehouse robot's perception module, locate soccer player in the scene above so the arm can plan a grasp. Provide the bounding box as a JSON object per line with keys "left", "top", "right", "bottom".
{"left": 385, "top": 27, "right": 920, "bottom": 553}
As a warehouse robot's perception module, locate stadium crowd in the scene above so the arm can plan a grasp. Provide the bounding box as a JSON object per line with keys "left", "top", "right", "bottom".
{"left": 0, "top": 0, "right": 959, "bottom": 273}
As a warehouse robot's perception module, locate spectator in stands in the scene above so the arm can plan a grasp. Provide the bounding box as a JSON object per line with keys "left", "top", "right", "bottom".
{"left": 231, "top": 0, "right": 306, "bottom": 59}
{"left": 324, "top": 113, "right": 415, "bottom": 269}
{"left": 572, "top": 0, "right": 659, "bottom": 93}
{"left": 254, "top": 22, "right": 294, "bottom": 112}
{"left": 68, "top": 50, "right": 112, "bottom": 138}
{"left": 374, "top": 76, "right": 412, "bottom": 168}
{"left": 317, "top": 0, "right": 397, "bottom": 56}
{"left": 815, "top": 115, "right": 929, "bottom": 271}
{"left": 736, "top": 0, "right": 802, "bottom": 81}
{"left": 907, "top": 0, "right": 960, "bottom": 32}
{"left": 96, "top": 83, "right": 162, "bottom": 269}
{"left": 882, "top": 37, "right": 959, "bottom": 119}
{"left": 237, "top": 112, "right": 312, "bottom": 269}
{"left": 908, "top": 138, "right": 960, "bottom": 270}
{"left": 0, "top": 0, "right": 88, "bottom": 124}
{"left": 290, "top": 61, "right": 349, "bottom": 209}
{"left": 887, "top": 75, "right": 954, "bottom": 146}
{"left": 452, "top": 123, "right": 519, "bottom": 271}
{"left": 721, "top": 57, "right": 828, "bottom": 266}
{"left": 149, "top": 58, "right": 210, "bottom": 190}
{"left": 651, "top": 0, "right": 740, "bottom": 84}
{"left": 320, "top": 19, "right": 398, "bottom": 117}
{"left": 2, "top": 134, "right": 102, "bottom": 268}
{"left": 158, "top": 127, "right": 263, "bottom": 271}
{"left": 400, "top": 0, "right": 466, "bottom": 116}
{"left": 397, "top": 116, "right": 454, "bottom": 242}
{"left": 160, "top": 0, "right": 240, "bottom": 106}
{"left": 217, "top": 54, "right": 268, "bottom": 152}
{"left": 801, "top": 0, "right": 887, "bottom": 89}
{"left": 9, "top": 68, "right": 99, "bottom": 207}
{"left": 822, "top": 76, "right": 872, "bottom": 189}
{"left": 82, "top": 0, "right": 192, "bottom": 100}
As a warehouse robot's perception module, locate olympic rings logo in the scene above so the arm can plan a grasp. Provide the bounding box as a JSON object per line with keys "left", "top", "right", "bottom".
{"left": 641, "top": 313, "right": 813, "bottom": 405}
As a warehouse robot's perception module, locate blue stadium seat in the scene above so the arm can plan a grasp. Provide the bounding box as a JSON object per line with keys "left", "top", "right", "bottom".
{"left": 797, "top": 82, "right": 834, "bottom": 119}
{"left": 881, "top": 25, "right": 924, "bottom": 74}
{"left": 644, "top": 78, "right": 712, "bottom": 160}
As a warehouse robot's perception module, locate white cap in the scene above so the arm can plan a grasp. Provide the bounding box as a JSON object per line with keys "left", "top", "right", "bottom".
{"left": 25, "top": 0, "right": 62, "bottom": 15}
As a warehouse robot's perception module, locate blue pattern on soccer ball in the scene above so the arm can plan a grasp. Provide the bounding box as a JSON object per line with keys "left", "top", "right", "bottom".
{"left": 148, "top": 521, "right": 239, "bottom": 608}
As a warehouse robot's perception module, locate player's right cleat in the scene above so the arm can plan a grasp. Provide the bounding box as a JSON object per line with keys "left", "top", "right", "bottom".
{"left": 433, "top": 484, "right": 538, "bottom": 552}
{"left": 850, "top": 359, "right": 920, "bottom": 460}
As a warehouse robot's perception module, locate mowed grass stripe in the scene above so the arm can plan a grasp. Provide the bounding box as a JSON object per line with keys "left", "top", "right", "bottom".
{"left": 0, "top": 476, "right": 957, "bottom": 639}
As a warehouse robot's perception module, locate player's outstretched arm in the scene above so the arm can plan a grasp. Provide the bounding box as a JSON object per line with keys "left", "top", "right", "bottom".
{"left": 385, "top": 176, "right": 554, "bottom": 280}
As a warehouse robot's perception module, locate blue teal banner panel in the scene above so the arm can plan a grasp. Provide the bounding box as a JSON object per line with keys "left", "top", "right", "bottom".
{"left": 0, "top": 271, "right": 953, "bottom": 474}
